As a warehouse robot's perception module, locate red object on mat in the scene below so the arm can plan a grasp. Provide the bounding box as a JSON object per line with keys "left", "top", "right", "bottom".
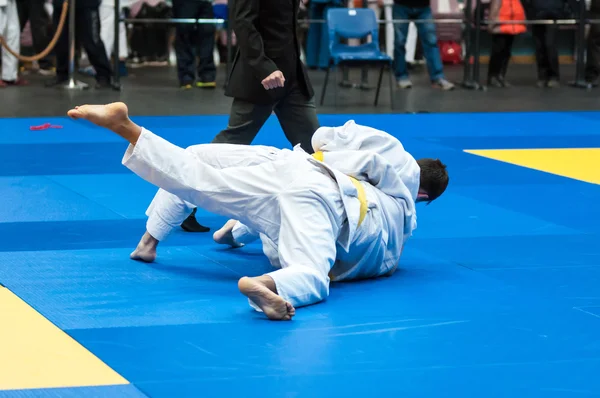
{"left": 30, "top": 123, "right": 63, "bottom": 131}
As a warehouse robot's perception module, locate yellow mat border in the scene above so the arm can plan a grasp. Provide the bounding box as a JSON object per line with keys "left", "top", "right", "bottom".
{"left": 464, "top": 148, "right": 600, "bottom": 185}
{"left": 0, "top": 285, "right": 128, "bottom": 391}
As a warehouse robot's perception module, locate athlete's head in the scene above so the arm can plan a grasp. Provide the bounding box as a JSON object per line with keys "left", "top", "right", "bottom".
{"left": 416, "top": 158, "right": 449, "bottom": 204}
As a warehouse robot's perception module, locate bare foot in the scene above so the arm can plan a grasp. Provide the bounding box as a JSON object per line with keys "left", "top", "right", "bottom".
{"left": 213, "top": 219, "right": 243, "bottom": 248}
{"left": 238, "top": 276, "right": 295, "bottom": 321}
{"left": 67, "top": 102, "right": 140, "bottom": 144}
{"left": 68, "top": 102, "right": 129, "bottom": 129}
{"left": 130, "top": 231, "right": 158, "bottom": 263}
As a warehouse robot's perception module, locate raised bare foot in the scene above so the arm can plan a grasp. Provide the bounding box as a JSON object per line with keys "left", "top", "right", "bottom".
{"left": 213, "top": 219, "right": 243, "bottom": 247}
{"left": 67, "top": 102, "right": 129, "bottom": 130}
{"left": 238, "top": 276, "right": 295, "bottom": 321}
{"left": 130, "top": 231, "right": 158, "bottom": 263}
{"left": 67, "top": 102, "right": 142, "bottom": 144}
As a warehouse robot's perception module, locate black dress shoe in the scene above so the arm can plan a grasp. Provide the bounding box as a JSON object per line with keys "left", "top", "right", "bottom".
{"left": 181, "top": 208, "right": 210, "bottom": 232}
{"left": 45, "top": 77, "right": 68, "bottom": 87}
{"left": 498, "top": 76, "right": 512, "bottom": 87}
{"left": 95, "top": 79, "right": 112, "bottom": 89}
{"left": 487, "top": 76, "right": 505, "bottom": 88}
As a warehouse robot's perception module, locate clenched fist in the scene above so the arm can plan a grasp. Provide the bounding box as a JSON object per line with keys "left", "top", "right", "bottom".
{"left": 261, "top": 70, "right": 285, "bottom": 90}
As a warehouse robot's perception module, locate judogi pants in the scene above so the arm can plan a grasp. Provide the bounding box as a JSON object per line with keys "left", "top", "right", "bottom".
{"left": 126, "top": 129, "right": 347, "bottom": 310}
{"left": 145, "top": 143, "right": 282, "bottom": 242}
{"left": 0, "top": 0, "right": 20, "bottom": 82}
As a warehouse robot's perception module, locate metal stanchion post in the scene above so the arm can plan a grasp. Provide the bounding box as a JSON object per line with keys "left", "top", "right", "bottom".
{"left": 461, "top": 0, "right": 483, "bottom": 90}
{"left": 224, "top": 0, "right": 234, "bottom": 89}
{"left": 472, "top": 0, "right": 484, "bottom": 89}
{"left": 63, "top": 0, "right": 88, "bottom": 89}
{"left": 571, "top": 0, "right": 592, "bottom": 89}
{"left": 225, "top": 23, "right": 232, "bottom": 88}
{"left": 113, "top": 0, "right": 122, "bottom": 90}
{"left": 461, "top": 0, "right": 474, "bottom": 86}
{"left": 383, "top": 0, "right": 394, "bottom": 58}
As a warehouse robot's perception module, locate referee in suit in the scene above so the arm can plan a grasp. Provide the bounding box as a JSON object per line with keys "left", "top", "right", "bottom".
{"left": 182, "top": 0, "right": 320, "bottom": 232}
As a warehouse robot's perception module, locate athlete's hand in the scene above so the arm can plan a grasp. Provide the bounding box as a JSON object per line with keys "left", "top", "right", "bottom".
{"left": 261, "top": 70, "right": 285, "bottom": 90}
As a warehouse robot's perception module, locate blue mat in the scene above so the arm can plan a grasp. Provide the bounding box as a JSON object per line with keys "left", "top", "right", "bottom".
{"left": 0, "top": 385, "right": 146, "bottom": 398}
{"left": 0, "top": 176, "right": 120, "bottom": 222}
{"left": 1, "top": 112, "right": 600, "bottom": 397}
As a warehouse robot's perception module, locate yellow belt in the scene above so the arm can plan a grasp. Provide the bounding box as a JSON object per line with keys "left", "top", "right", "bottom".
{"left": 312, "top": 151, "right": 368, "bottom": 227}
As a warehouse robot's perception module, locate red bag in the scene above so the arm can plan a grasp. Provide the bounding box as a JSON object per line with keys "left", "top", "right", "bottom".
{"left": 439, "top": 41, "right": 463, "bottom": 65}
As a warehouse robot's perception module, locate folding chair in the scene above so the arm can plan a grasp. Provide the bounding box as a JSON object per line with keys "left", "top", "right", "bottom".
{"left": 319, "top": 8, "right": 395, "bottom": 108}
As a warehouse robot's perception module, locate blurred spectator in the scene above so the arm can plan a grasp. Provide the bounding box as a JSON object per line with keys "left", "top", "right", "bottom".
{"left": 47, "top": 0, "right": 112, "bottom": 87}
{"left": 392, "top": 0, "right": 454, "bottom": 89}
{"left": 586, "top": 0, "right": 600, "bottom": 85}
{"left": 99, "top": 0, "right": 133, "bottom": 75}
{"left": 487, "top": 0, "right": 527, "bottom": 87}
{"left": 405, "top": 22, "right": 420, "bottom": 64}
{"left": 340, "top": 0, "right": 383, "bottom": 90}
{"left": 213, "top": 0, "right": 235, "bottom": 65}
{"left": 129, "top": 0, "right": 171, "bottom": 66}
{"left": 305, "top": 0, "right": 346, "bottom": 69}
{"left": 1, "top": 0, "right": 28, "bottom": 87}
{"left": 172, "top": 0, "right": 216, "bottom": 89}
{"left": 16, "top": 0, "right": 54, "bottom": 74}
{"left": 527, "top": 0, "right": 569, "bottom": 87}
{"left": 79, "top": 0, "right": 132, "bottom": 76}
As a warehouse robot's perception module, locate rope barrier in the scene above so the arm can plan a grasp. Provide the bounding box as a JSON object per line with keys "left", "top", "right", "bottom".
{"left": 0, "top": 1, "right": 69, "bottom": 63}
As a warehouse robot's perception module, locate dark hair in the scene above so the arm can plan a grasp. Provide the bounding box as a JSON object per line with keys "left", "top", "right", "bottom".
{"left": 417, "top": 158, "right": 449, "bottom": 203}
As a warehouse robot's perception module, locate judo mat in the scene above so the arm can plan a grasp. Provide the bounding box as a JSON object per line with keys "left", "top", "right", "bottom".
{"left": 1, "top": 111, "right": 600, "bottom": 397}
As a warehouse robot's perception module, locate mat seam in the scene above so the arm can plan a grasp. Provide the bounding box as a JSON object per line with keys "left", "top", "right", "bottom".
{"left": 43, "top": 175, "right": 131, "bottom": 220}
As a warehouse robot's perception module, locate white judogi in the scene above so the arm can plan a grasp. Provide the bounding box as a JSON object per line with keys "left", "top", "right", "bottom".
{"left": 234, "top": 121, "right": 421, "bottom": 283}
{"left": 144, "top": 143, "right": 283, "bottom": 242}
{"left": 127, "top": 121, "right": 420, "bottom": 310}
{"left": 0, "top": 0, "right": 19, "bottom": 82}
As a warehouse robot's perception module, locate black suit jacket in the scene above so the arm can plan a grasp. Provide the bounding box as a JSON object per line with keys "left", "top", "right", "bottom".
{"left": 224, "top": 0, "right": 314, "bottom": 105}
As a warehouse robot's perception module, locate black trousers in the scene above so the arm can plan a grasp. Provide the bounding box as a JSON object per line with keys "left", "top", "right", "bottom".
{"left": 53, "top": 2, "right": 112, "bottom": 82}
{"left": 488, "top": 34, "right": 514, "bottom": 79}
{"left": 172, "top": 0, "right": 216, "bottom": 85}
{"left": 213, "top": 83, "right": 320, "bottom": 154}
{"left": 531, "top": 10, "right": 561, "bottom": 81}
{"left": 586, "top": 12, "right": 600, "bottom": 82}
{"left": 17, "top": 0, "right": 53, "bottom": 69}
{"left": 130, "top": 2, "right": 171, "bottom": 60}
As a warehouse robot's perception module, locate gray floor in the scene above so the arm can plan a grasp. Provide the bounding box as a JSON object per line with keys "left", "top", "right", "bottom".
{"left": 1, "top": 63, "right": 598, "bottom": 118}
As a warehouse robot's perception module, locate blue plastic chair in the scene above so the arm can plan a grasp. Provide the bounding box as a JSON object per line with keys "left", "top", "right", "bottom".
{"left": 319, "top": 8, "right": 394, "bottom": 108}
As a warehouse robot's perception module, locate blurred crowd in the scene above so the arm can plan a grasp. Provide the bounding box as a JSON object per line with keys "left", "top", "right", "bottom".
{"left": 0, "top": 0, "right": 599, "bottom": 89}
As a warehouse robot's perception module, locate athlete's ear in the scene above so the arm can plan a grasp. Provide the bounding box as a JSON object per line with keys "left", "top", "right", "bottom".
{"left": 416, "top": 192, "right": 429, "bottom": 203}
